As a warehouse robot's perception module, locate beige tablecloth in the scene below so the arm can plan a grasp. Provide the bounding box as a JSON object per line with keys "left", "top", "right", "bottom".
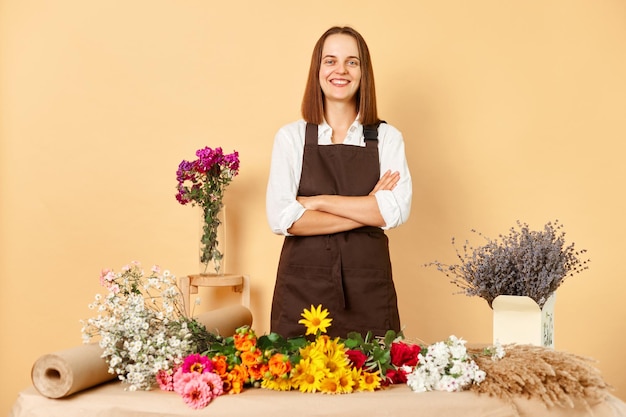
{"left": 9, "top": 381, "right": 626, "bottom": 417}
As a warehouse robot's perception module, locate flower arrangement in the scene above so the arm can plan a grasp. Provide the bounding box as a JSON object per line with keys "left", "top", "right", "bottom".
{"left": 81, "top": 263, "right": 500, "bottom": 409}
{"left": 80, "top": 262, "right": 211, "bottom": 391}
{"left": 163, "top": 305, "right": 403, "bottom": 403}
{"left": 156, "top": 305, "right": 500, "bottom": 408}
{"left": 79, "top": 259, "right": 613, "bottom": 410}
{"left": 427, "top": 220, "right": 590, "bottom": 308}
{"left": 175, "top": 146, "right": 240, "bottom": 274}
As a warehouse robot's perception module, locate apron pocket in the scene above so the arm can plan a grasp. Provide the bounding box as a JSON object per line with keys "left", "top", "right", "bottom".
{"left": 273, "top": 264, "right": 342, "bottom": 335}
{"left": 340, "top": 266, "right": 398, "bottom": 335}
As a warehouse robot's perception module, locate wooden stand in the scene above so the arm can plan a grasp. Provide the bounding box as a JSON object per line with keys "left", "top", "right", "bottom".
{"left": 179, "top": 273, "right": 250, "bottom": 316}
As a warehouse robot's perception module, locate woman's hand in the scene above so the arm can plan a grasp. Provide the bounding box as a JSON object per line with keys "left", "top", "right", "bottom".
{"left": 369, "top": 170, "right": 400, "bottom": 195}
{"left": 297, "top": 195, "right": 318, "bottom": 210}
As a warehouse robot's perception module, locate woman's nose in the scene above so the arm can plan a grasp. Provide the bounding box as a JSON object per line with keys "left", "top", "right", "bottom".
{"left": 335, "top": 63, "right": 347, "bottom": 74}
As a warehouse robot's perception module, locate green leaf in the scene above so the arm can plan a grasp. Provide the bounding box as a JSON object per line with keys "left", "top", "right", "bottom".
{"left": 345, "top": 331, "right": 365, "bottom": 345}
{"left": 384, "top": 330, "right": 399, "bottom": 346}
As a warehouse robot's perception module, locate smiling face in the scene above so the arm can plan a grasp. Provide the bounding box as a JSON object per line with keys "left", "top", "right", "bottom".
{"left": 318, "top": 33, "right": 362, "bottom": 106}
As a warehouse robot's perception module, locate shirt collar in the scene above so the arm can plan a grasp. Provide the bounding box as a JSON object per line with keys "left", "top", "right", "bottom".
{"left": 319, "top": 115, "right": 362, "bottom": 138}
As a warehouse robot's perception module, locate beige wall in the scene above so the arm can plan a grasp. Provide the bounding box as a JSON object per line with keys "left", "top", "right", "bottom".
{"left": 2, "top": 0, "right": 625, "bottom": 413}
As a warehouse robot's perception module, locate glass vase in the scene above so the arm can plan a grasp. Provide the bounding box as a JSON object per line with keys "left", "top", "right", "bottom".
{"left": 199, "top": 204, "right": 225, "bottom": 276}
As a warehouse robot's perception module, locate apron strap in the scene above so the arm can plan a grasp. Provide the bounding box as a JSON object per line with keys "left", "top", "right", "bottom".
{"left": 363, "top": 121, "right": 385, "bottom": 148}
{"left": 305, "top": 123, "right": 318, "bottom": 145}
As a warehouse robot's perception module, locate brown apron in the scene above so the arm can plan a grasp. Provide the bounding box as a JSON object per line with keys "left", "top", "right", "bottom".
{"left": 270, "top": 123, "right": 400, "bottom": 339}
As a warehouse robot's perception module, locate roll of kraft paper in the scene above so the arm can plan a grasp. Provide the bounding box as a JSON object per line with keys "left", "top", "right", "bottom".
{"left": 194, "top": 304, "right": 253, "bottom": 336}
{"left": 31, "top": 305, "right": 253, "bottom": 398}
{"left": 31, "top": 342, "right": 113, "bottom": 399}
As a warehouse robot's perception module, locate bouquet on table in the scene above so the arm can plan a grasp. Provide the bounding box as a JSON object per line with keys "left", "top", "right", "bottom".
{"left": 81, "top": 262, "right": 497, "bottom": 410}
{"left": 80, "top": 262, "right": 204, "bottom": 390}
{"left": 157, "top": 304, "right": 495, "bottom": 409}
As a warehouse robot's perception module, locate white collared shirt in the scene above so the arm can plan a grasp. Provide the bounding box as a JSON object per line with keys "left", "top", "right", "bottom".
{"left": 266, "top": 118, "right": 412, "bottom": 236}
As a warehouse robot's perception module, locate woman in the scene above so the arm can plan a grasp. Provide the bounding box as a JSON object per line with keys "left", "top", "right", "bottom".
{"left": 266, "top": 26, "right": 412, "bottom": 338}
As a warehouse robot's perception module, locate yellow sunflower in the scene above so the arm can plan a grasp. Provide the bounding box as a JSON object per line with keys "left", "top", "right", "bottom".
{"left": 324, "top": 345, "right": 350, "bottom": 374}
{"left": 319, "top": 374, "right": 342, "bottom": 394}
{"left": 299, "top": 343, "right": 327, "bottom": 370}
{"left": 335, "top": 367, "right": 356, "bottom": 394}
{"left": 292, "top": 358, "right": 326, "bottom": 393}
{"left": 298, "top": 304, "right": 332, "bottom": 335}
{"left": 358, "top": 370, "right": 381, "bottom": 392}
{"left": 261, "top": 375, "right": 293, "bottom": 391}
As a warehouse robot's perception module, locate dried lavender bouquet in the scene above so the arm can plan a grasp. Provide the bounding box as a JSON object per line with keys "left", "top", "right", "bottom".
{"left": 428, "top": 220, "right": 590, "bottom": 308}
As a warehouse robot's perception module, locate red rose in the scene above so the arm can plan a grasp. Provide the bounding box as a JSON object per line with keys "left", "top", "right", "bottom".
{"left": 390, "top": 342, "right": 421, "bottom": 367}
{"left": 386, "top": 367, "right": 409, "bottom": 384}
{"left": 346, "top": 349, "right": 367, "bottom": 369}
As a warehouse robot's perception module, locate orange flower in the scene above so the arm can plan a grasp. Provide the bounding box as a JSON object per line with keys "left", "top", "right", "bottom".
{"left": 233, "top": 364, "right": 249, "bottom": 383}
{"left": 240, "top": 350, "right": 262, "bottom": 367}
{"left": 223, "top": 373, "right": 244, "bottom": 394}
{"left": 221, "top": 377, "right": 233, "bottom": 393}
{"left": 234, "top": 333, "right": 257, "bottom": 352}
{"left": 227, "top": 364, "right": 249, "bottom": 394}
{"left": 248, "top": 362, "right": 269, "bottom": 382}
{"left": 211, "top": 355, "right": 228, "bottom": 377}
{"left": 268, "top": 353, "right": 292, "bottom": 378}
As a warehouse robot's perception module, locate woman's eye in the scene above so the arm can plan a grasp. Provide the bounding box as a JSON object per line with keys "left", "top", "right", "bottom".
{"left": 323, "top": 59, "right": 335, "bottom": 65}
{"left": 347, "top": 60, "right": 359, "bottom": 66}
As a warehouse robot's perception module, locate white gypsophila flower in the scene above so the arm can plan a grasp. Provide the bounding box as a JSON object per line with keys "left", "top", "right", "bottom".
{"left": 146, "top": 277, "right": 159, "bottom": 289}
{"left": 81, "top": 262, "right": 199, "bottom": 390}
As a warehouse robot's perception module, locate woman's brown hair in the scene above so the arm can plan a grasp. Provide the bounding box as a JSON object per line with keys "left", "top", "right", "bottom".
{"left": 301, "top": 26, "right": 379, "bottom": 126}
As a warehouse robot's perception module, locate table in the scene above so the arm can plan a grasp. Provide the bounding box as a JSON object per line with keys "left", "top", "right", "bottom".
{"left": 179, "top": 273, "right": 250, "bottom": 316}
{"left": 9, "top": 380, "right": 626, "bottom": 417}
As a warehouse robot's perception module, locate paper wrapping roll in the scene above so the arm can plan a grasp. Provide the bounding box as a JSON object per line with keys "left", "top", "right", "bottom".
{"left": 194, "top": 304, "right": 253, "bottom": 335}
{"left": 31, "top": 304, "right": 253, "bottom": 398}
{"left": 31, "top": 342, "right": 113, "bottom": 399}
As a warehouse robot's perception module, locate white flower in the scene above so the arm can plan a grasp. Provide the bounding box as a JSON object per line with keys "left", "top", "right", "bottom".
{"left": 492, "top": 342, "right": 506, "bottom": 360}
{"left": 448, "top": 339, "right": 467, "bottom": 359}
{"left": 81, "top": 262, "right": 196, "bottom": 391}
{"left": 406, "top": 335, "right": 486, "bottom": 394}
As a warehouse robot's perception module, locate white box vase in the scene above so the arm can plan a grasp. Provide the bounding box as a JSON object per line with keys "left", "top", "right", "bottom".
{"left": 492, "top": 293, "right": 556, "bottom": 348}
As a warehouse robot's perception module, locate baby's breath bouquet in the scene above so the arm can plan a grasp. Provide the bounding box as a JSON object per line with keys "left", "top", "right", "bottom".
{"left": 428, "top": 220, "right": 590, "bottom": 308}
{"left": 81, "top": 261, "right": 212, "bottom": 391}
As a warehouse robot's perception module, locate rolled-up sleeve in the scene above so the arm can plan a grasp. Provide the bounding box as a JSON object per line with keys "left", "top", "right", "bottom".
{"left": 376, "top": 124, "right": 412, "bottom": 229}
{"left": 266, "top": 121, "right": 307, "bottom": 235}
